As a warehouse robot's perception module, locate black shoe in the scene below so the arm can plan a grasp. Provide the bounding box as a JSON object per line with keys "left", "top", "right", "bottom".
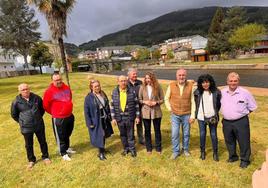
{"left": 227, "top": 157, "right": 239, "bottom": 163}
{"left": 213, "top": 153, "right": 219, "bottom": 162}
{"left": 121, "top": 150, "right": 129, "bottom": 156}
{"left": 130, "top": 150, "right": 137, "bottom": 158}
{"left": 98, "top": 153, "right": 106, "bottom": 161}
{"left": 104, "top": 149, "right": 112, "bottom": 155}
{"left": 240, "top": 161, "right": 250, "bottom": 169}
{"left": 200, "top": 152, "right": 206, "bottom": 160}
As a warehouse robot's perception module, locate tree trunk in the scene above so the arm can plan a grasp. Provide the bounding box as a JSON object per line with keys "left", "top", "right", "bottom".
{"left": 23, "top": 54, "right": 30, "bottom": 75}
{"left": 23, "top": 54, "right": 28, "bottom": 69}
{"left": 58, "top": 37, "right": 70, "bottom": 87}
{"left": 39, "top": 65, "right": 43, "bottom": 74}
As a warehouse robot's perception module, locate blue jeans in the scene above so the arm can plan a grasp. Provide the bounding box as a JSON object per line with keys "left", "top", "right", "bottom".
{"left": 198, "top": 120, "right": 218, "bottom": 153}
{"left": 171, "top": 113, "right": 190, "bottom": 155}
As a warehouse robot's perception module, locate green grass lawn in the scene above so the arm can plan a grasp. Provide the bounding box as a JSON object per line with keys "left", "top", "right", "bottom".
{"left": 0, "top": 73, "right": 268, "bottom": 187}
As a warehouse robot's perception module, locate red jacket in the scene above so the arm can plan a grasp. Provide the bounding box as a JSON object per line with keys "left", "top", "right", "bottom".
{"left": 43, "top": 83, "right": 73, "bottom": 118}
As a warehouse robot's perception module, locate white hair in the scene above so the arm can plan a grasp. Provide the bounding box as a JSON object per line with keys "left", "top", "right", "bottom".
{"left": 127, "top": 68, "right": 137, "bottom": 75}
{"left": 227, "top": 72, "right": 240, "bottom": 81}
{"left": 18, "top": 83, "right": 29, "bottom": 91}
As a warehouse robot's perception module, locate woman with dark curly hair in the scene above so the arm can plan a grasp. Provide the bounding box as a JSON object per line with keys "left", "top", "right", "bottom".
{"left": 194, "top": 74, "right": 221, "bottom": 161}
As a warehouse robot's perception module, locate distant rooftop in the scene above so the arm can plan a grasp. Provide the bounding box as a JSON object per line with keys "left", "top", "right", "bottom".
{"left": 98, "top": 45, "right": 145, "bottom": 51}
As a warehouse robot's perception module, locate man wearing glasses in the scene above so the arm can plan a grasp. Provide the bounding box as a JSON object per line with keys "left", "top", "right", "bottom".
{"left": 11, "top": 83, "right": 51, "bottom": 170}
{"left": 43, "top": 73, "right": 75, "bottom": 161}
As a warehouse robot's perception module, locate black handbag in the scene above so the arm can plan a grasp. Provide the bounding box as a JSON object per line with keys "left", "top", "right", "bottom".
{"left": 204, "top": 116, "right": 218, "bottom": 125}
{"left": 201, "top": 95, "right": 218, "bottom": 125}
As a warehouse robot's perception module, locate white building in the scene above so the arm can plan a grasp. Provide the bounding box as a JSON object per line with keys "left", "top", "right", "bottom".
{"left": 97, "top": 46, "right": 125, "bottom": 60}
{"left": 191, "top": 35, "right": 208, "bottom": 50}
{"left": 160, "top": 35, "right": 208, "bottom": 60}
{"left": 0, "top": 48, "right": 16, "bottom": 72}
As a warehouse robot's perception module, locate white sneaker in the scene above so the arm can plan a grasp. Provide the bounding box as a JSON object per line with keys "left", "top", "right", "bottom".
{"left": 62, "top": 154, "right": 71, "bottom": 161}
{"left": 66, "top": 148, "right": 76, "bottom": 154}
{"left": 184, "top": 151, "right": 191, "bottom": 157}
{"left": 27, "top": 161, "right": 35, "bottom": 170}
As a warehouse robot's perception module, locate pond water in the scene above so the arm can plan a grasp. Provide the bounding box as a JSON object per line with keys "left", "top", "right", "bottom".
{"left": 106, "top": 69, "right": 268, "bottom": 88}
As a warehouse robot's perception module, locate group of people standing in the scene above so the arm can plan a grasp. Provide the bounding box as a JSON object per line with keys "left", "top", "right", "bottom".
{"left": 166, "top": 69, "right": 257, "bottom": 169}
{"left": 11, "top": 73, "right": 76, "bottom": 169}
{"left": 11, "top": 68, "right": 257, "bottom": 170}
{"left": 84, "top": 68, "right": 257, "bottom": 169}
{"left": 84, "top": 69, "right": 163, "bottom": 159}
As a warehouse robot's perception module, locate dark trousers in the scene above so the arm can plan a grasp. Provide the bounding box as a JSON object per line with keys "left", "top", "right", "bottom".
{"left": 143, "top": 118, "right": 162, "bottom": 152}
{"left": 99, "top": 132, "right": 105, "bottom": 154}
{"left": 222, "top": 116, "right": 251, "bottom": 163}
{"left": 118, "top": 118, "right": 135, "bottom": 152}
{"left": 52, "top": 114, "right": 74, "bottom": 156}
{"left": 198, "top": 120, "right": 218, "bottom": 153}
{"left": 22, "top": 128, "right": 49, "bottom": 162}
{"left": 135, "top": 121, "right": 144, "bottom": 143}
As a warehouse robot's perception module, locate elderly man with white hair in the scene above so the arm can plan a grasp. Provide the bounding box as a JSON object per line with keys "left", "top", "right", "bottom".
{"left": 11, "top": 83, "right": 51, "bottom": 170}
{"left": 127, "top": 68, "right": 145, "bottom": 145}
{"left": 111, "top": 75, "right": 140, "bottom": 157}
{"left": 221, "top": 72, "right": 257, "bottom": 168}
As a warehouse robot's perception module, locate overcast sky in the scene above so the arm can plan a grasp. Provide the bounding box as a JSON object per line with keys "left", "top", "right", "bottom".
{"left": 35, "top": 0, "right": 268, "bottom": 45}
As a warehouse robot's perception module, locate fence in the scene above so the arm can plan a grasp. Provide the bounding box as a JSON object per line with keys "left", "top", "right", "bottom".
{"left": 0, "top": 70, "right": 39, "bottom": 79}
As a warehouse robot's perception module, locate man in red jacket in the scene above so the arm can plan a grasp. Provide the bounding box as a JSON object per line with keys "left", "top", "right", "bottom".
{"left": 43, "top": 73, "right": 75, "bottom": 161}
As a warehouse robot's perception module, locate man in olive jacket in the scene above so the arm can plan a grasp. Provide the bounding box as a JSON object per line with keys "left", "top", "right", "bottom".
{"left": 11, "top": 83, "right": 51, "bottom": 170}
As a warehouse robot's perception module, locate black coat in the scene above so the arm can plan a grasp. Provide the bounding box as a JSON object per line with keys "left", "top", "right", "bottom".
{"left": 84, "top": 91, "right": 113, "bottom": 148}
{"left": 194, "top": 89, "right": 222, "bottom": 120}
{"left": 11, "top": 93, "right": 45, "bottom": 134}
{"left": 127, "top": 79, "right": 142, "bottom": 96}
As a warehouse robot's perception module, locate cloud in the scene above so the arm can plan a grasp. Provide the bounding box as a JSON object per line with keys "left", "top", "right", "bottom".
{"left": 34, "top": 0, "right": 268, "bottom": 45}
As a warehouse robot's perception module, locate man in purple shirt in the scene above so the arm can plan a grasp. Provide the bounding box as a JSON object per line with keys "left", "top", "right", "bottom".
{"left": 221, "top": 72, "right": 257, "bottom": 168}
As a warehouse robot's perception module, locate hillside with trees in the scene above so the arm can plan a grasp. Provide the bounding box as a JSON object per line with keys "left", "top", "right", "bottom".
{"left": 74, "top": 6, "right": 268, "bottom": 53}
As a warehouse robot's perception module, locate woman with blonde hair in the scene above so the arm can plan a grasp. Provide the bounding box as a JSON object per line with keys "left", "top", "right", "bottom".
{"left": 84, "top": 80, "right": 113, "bottom": 160}
{"left": 139, "top": 72, "right": 164, "bottom": 154}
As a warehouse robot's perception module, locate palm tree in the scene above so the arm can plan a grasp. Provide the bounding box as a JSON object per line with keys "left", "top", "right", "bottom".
{"left": 28, "top": 0, "right": 75, "bottom": 86}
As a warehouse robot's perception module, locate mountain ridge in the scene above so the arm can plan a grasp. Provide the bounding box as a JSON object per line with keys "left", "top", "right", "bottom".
{"left": 65, "top": 6, "right": 268, "bottom": 54}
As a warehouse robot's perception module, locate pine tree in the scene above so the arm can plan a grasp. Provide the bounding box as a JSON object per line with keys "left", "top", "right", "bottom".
{"left": 207, "top": 7, "right": 225, "bottom": 55}
{"left": 0, "top": 0, "right": 41, "bottom": 69}
{"left": 222, "top": 6, "right": 247, "bottom": 53}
